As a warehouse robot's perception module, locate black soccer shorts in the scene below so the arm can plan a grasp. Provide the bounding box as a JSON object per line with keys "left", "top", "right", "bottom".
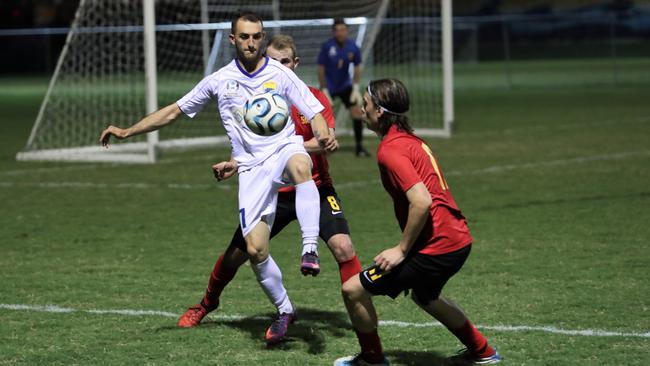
{"left": 230, "top": 184, "right": 350, "bottom": 251}
{"left": 359, "top": 245, "right": 472, "bottom": 305}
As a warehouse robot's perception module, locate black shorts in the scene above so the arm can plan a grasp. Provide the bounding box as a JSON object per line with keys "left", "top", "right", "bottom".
{"left": 359, "top": 245, "right": 472, "bottom": 305}
{"left": 331, "top": 86, "right": 357, "bottom": 108}
{"left": 230, "top": 184, "right": 350, "bottom": 251}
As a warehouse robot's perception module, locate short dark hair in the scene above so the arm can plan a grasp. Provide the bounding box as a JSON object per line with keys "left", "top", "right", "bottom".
{"left": 332, "top": 18, "right": 347, "bottom": 29}
{"left": 268, "top": 34, "right": 297, "bottom": 58}
{"left": 367, "top": 78, "right": 412, "bottom": 136}
{"left": 231, "top": 10, "right": 263, "bottom": 34}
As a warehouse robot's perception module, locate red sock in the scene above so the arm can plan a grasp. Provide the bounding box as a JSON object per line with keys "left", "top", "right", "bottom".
{"left": 449, "top": 320, "right": 494, "bottom": 358}
{"left": 201, "top": 254, "right": 237, "bottom": 309}
{"left": 355, "top": 329, "right": 384, "bottom": 363}
{"left": 338, "top": 256, "right": 362, "bottom": 284}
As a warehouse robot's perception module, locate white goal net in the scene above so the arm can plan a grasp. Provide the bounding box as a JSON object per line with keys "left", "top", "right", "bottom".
{"left": 17, "top": 0, "right": 452, "bottom": 163}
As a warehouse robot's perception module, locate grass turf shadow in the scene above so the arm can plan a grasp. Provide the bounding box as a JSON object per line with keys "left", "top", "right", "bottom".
{"left": 178, "top": 307, "right": 352, "bottom": 355}
{"left": 385, "top": 349, "right": 477, "bottom": 366}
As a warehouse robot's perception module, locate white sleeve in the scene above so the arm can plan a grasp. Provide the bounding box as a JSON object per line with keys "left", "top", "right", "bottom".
{"left": 280, "top": 69, "right": 324, "bottom": 122}
{"left": 176, "top": 75, "right": 216, "bottom": 118}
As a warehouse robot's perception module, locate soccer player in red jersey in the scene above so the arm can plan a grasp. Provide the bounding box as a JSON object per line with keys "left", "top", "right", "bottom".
{"left": 178, "top": 35, "right": 385, "bottom": 358}
{"left": 334, "top": 79, "right": 501, "bottom": 365}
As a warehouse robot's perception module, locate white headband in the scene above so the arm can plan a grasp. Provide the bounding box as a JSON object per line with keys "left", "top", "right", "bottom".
{"left": 367, "top": 85, "right": 408, "bottom": 116}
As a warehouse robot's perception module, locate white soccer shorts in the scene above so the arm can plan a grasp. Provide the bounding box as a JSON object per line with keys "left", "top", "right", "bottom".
{"left": 237, "top": 141, "right": 311, "bottom": 237}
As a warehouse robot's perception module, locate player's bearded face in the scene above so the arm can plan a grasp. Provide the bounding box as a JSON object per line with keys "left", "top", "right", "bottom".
{"left": 232, "top": 20, "right": 265, "bottom": 67}
{"left": 361, "top": 92, "right": 379, "bottom": 132}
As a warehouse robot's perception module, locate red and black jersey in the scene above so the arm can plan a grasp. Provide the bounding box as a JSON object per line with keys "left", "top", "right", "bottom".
{"left": 279, "top": 86, "right": 334, "bottom": 192}
{"left": 377, "top": 125, "right": 472, "bottom": 255}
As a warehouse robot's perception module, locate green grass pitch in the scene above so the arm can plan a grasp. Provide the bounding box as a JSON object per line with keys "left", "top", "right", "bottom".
{"left": 1, "top": 60, "right": 649, "bottom": 365}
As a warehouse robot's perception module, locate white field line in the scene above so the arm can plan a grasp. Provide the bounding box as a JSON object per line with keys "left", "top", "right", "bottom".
{"left": 0, "top": 164, "right": 104, "bottom": 177}
{"left": 0, "top": 153, "right": 217, "bottom": 177}
{"left": 380, "top": 320, "right": 650, "bottom": 338}
{"left": 444, "top": 150, "right": 650, "bottom": 177}
{"left": 335, "top": 150, "right": 650, "bottom": 189}
{"left": 1, "top": 303, "right": 648, "bottom": 339}
{"left": 1, "top": 150, "right": 648, "bottom": 191}
{"left": 4, "top": 115, "right": 647, "bottom": 178}
{"left": 0, "top": 181, "right": 231, "bottom": 190}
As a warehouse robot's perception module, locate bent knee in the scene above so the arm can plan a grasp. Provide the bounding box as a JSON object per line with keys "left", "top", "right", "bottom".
{"left": 246, "top": 244, "right": 267, "bottom": 263}
{"left": 286, "top": 156, "right": 312, "bottom": 183}
{"left": 341, "top": 275, "right": 364, "bottom": 299}
{"left": 292, "top": 163, "right": 312, "bottom": 181}
{"left": 328, "top": 234, "right": 355, "bottom": 261}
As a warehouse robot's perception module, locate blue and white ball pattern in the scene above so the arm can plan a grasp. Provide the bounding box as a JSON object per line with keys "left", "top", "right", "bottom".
{"left": 243, "top": 92, "right": 290, "bottom": 136}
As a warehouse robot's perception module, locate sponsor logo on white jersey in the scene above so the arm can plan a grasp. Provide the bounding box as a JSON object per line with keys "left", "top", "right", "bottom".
{"left": 225, "top": 79, "right": 239, "bottom": 98}
{"left": 231, "top": 106, "right": 245, "bottom": 125}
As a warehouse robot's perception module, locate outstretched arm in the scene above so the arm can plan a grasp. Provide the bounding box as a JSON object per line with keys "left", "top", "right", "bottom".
{"left": 100, "top": 103, "right": 183, "bottom": 146}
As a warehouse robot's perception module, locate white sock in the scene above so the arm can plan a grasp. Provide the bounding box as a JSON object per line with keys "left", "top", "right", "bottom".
{"left": 251, "top": 256, "right": 294, "bottom": 315}
{"left": 295, "top": 180, "right": 320, "bottom": 256}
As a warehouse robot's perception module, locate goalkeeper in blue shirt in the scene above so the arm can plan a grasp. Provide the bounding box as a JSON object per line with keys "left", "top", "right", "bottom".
{"left": 317, "top": 18, "right": 369, "bottom": 157}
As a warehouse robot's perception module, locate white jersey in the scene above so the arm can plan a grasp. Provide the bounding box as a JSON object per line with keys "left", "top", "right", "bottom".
{"left": 177, "top": 56, "right": 324, "bottom": 171}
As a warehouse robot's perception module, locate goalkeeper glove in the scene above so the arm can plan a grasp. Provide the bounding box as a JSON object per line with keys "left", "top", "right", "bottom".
{"left": 350, "top": 83, "right": 362, "bottom": 105}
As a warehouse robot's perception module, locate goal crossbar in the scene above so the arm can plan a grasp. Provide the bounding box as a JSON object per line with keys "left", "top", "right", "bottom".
{"left": 17, "top": 0, "right": 453, "bottom": 164}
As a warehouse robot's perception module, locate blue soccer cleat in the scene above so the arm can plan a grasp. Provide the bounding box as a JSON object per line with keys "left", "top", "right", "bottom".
{"left": 265, "top": 312, "right": 296, "bottom": 345}
{"left": 333, "top": 354, "right": 390, "bottom": 366}
{"left": 300, "top": 252, "right": 320, "bottom": 276}
{"left": 451, "top": 348, "right": 502, "bottom": 364}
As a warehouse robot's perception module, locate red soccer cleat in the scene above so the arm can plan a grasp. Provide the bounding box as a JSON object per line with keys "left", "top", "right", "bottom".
{"left": 177, "top": 303, "right": 213, "bottom": 328}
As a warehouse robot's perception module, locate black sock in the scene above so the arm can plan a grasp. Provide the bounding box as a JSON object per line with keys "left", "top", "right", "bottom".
{"left": 353, "top": 119, "right": 363, "bottom": 148}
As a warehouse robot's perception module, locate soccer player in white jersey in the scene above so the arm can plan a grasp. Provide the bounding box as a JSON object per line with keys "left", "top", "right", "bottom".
{"left": 177, "top": 36, "right": 386, "bottom": 358}
{"left": 100, "top": 11, "right": 336, "bottom": 298}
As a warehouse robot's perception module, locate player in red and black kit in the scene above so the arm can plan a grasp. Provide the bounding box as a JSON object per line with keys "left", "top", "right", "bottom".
{"left": 333, "top": 79, "right": 501, "bottom": 366}
{"left": 177, "top": 35, "right": 383, "bottom": 354}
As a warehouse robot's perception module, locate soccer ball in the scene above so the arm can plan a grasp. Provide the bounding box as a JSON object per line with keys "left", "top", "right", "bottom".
{"left": 243, "top": 91, "right": 290, "bottom": 136}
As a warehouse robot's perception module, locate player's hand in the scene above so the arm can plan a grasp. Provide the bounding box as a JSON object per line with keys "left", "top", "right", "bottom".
{"left": 322, "top": 88, "right": 333, "bottom": 105}
{"left": 350, "top": 83, "right": 362, "bottom": 105}
{"left": 212, "top": 161, "right": 237, "bottom": 182}
{"left": 318, "top": 135, "right": 338, "bottom": 153}
{"left": 100, "top": 125, "right": 128, "bottom": 147}
{"left": 330, "top": 137, "right": 339, "bottom": 152}
{"left": 374, "top": 246, "right": 406, "bottom": 272}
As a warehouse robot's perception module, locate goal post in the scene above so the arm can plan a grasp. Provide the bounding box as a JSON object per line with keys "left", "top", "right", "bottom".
{"left": 143, "top": 0, "right": 159, "bottom": 163}
{"left": 442, "top": 0, "right": 454, "bottom": 137}
{"left": 17, "top": 0, "right": 453, "bottom": 164}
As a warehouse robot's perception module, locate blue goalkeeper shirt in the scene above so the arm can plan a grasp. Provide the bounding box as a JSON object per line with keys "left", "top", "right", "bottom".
{"left": 317, "top": 38, "right": 361, "bottom": 94}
